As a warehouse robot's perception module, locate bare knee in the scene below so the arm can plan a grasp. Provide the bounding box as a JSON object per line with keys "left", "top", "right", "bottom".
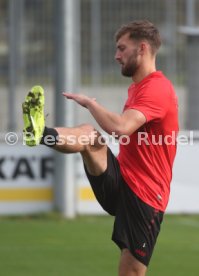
{"left": 78, "top": 124, "right": 95, "bottom": 134}
{"left": 79, "top": 125, "right": 108, "bottom": 176}
{"left": 79, "top": 124, "right": 106, "bottom": 151}
{"left": 119, "top": 249, "right": 147, "bottom": 276}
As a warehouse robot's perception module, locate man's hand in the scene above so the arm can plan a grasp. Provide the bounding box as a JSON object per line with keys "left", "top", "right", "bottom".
{"left": 62, "top": 93, "right": 96, "bottom": 108}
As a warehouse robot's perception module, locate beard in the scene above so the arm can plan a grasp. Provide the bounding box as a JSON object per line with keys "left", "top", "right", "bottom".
{"left": 121, "top": 50, "right": 139, "bottom": 77}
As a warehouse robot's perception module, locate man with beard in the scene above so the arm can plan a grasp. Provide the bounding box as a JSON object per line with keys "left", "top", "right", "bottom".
{"left": 22, "top": 20, "right": 179, "bottom": 276}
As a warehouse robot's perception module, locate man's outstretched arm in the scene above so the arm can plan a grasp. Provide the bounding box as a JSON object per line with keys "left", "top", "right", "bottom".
{"left": 63, "top": 93, "right": 146, "bottom": 136}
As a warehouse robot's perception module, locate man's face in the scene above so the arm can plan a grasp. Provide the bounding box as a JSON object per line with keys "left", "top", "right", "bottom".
{"left": 115, "top": 33, "right": 140, "bottom": 77}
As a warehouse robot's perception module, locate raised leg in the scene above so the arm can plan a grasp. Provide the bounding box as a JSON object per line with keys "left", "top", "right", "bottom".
{"left": 53, "top": 124, "right": 108, "bottom": 176}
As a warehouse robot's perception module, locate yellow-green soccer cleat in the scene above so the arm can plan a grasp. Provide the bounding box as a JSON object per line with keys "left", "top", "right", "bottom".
{"left": 22, "top": 85, "right": 45, "bottom": 146}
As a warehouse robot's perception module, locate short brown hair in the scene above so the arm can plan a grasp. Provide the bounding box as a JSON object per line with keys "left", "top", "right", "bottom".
{"left": 115, "top": 20, "right": 161, "bottom": 54}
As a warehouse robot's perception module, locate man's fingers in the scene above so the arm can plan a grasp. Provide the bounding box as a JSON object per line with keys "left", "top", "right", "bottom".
{"left": 62, "top": 92, "right": 73, "bottom": 98}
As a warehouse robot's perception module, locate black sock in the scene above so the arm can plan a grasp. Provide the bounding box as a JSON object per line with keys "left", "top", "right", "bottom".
{"left": 40, "top": 127, "right": 59, "bottom": 147}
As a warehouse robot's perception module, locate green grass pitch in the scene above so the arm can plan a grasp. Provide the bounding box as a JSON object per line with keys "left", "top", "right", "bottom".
{"left": 0, "top": 214, "right": 198, "bottom": 275}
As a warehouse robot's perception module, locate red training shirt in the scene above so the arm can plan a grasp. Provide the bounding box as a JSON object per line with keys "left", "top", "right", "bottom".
{"left": 117, "top": 71, "right": 179, "bottom": 211}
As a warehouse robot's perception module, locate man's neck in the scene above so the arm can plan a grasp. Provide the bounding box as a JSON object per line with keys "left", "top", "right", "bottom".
{"left": 132, "top": 61, "right": 156, "bottom": 83}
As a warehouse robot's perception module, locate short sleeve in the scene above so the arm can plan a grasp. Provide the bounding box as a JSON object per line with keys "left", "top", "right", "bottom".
{"left": 128, "top": 81, "right": 170, "bottom": 122}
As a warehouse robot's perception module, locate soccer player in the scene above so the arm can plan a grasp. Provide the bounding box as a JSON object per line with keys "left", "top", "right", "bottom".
{"left": 22, "top": 20, "right": 179, "bottom": 276}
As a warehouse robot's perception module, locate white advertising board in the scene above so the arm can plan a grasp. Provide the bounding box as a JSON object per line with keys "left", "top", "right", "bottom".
{"left": 76, "top": 138, "right": 199, "bottom": 214}
{"left": 167, "top": 139, "right": 199, "bottom": 213}
{"left": 1, "top": 133, "right": 198, "bottom": 215}
{"left": 0, "top": 143, "right": 54, "bottom": 215}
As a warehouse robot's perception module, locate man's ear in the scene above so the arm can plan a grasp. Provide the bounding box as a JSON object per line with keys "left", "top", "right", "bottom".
{"left": 139, "top": 41, "right": 148, "bottom": 55}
